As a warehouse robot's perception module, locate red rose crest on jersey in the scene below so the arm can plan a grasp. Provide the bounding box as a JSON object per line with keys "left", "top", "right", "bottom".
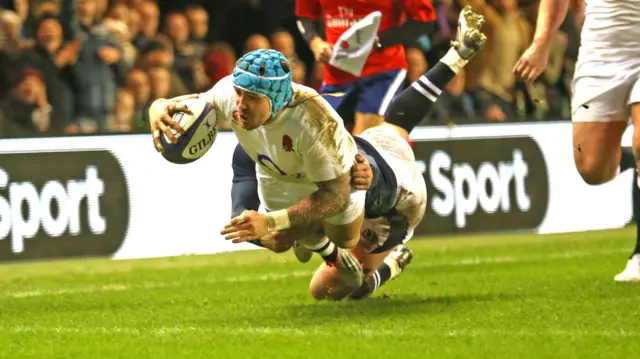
{"left": 282, "top": 135, "right": 294, "bottom": 152}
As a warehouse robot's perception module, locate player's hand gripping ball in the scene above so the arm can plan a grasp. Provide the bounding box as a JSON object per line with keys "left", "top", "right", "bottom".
{"left": 153, "top": 97, "right": 219, "bottom": 164}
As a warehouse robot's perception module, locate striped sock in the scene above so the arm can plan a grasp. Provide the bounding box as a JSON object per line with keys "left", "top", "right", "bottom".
{"left": 371, "top": 257, "right": 401, "bottom": 292}
{"left": 385, "top": 47, "right": 462, "bottom": 133}
{"left": 304, "top": 238, "right": 338, "bottom": 263}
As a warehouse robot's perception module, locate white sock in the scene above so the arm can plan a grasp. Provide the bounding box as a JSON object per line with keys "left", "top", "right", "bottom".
{"left": 304, "top": 237, "right": 335, "bottom": 257}
{"left": 440, "top": 47, "right": 468, "bottom": 74}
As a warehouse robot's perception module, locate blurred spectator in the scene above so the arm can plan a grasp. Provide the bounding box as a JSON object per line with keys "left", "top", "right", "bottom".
{"left": 0, "top": 0, "right": 28, "bottom": 21}
{"left": 1, "top": 9, "right": 32, "bottom": 48}
{"left": 0, "top": 0, "right": 582, "bottom": 139}
{"left": 270, "top": 29, "right": 295, "bottom": 61}
{"left": 23, "top": 15, "right": 77, "bottom": 134}
{"left": 147, "top": 65, "right": 171, "bottom": 100}
{"left": 105, "top": 2, "right": 129, "bottom": 24}
{"left": 22, "top": 0, "right": 60, "bottom": 39}
{"left": 185, "top": 4, "right": 208, "bottom": 44}
{"left": 425, "top": 68, "right": 478, "bottom": 124}
{"left": 94, "top": 0, "right": 107, "bottom": 20}
{"left": 127, "top": 5, "right": 141, "bottom": 40}
{"left": 0, "top": 68, "right": 51, "bottom": 137}
{"left": 270, "top": 29, "right": 307, "bottom": 84}
{"left": 463, "top": 0, "right": 531, "bottom": 122}
{"left": 405, "top": 48, "right": 428, "bottom": 83}
{"left": 243, "top": 33, "right": 270, "bottom": 54}
{"left": 192, "top": 58, "right": 211, "bottom": 92}
{"left": 203, "top": 41, "right": 236, "bottom": 85}
{"left": 35, "top": 0, "right": 59, "bottom": 17}
{"left": 125, "top": 68, "right": 151, "bottom": 131}
{"left": 292, "top": 59, "right": 306, "bottom": 84}
{"left": 102, "top": 17, "right": 137, "bottom": 67}
{"left": 428, "top": 0, "right": 461, "bottom": 66}
{"left": 163, "top": 11, "right": 202, "bottom": 91}
{"left": 72, "top": 0, "right": 128, "bottom": 132}
{"left": 109, "top": 89, "right": 135, "bottom": 132}
{"left": 136, "top": 37, "right": 189, "bottom": 96}
{"left": 0, "top": 9, "right": 31, "bottom": 101}
{"left": 134, "top": 0, "right": 159, "bottom": 50}
{"left": 308, "top": 60, "right": 324, "bottom": 91}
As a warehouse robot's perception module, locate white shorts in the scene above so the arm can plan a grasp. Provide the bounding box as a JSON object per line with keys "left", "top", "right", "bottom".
{"left": 572, "top": 68, "right": 640, "bottom": 123}
{"left": 355, "top": 124, "right": 428, "bottom": 253}
{"left": 257, "top": 174, "right": 366, "bottom": 226}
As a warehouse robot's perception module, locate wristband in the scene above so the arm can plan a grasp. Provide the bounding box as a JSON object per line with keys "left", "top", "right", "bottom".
{"left": 266, "top": 210, "right": 291, "bottom": 232}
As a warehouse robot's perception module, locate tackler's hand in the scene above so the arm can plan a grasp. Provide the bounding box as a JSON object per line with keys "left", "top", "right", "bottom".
{"left": 220, "top": 210, "right": 270, "bottom": 243}
{"left": 350, "top": 153, "right": 373, "bottom": 190}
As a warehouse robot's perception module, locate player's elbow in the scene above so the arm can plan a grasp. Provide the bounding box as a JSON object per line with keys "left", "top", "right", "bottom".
{"left": 263, "top": 240, "right": 293, "bottom": 254}
{"left": 314, "top": 174, "right": 351, "bottom": 217}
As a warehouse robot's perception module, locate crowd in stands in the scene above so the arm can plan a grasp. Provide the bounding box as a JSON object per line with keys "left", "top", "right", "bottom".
{"left": 0, "top": 0, "right": 584, "bottom": 138}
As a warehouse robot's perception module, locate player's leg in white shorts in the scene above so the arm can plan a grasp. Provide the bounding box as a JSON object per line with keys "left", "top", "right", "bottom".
{"left": 258, "top": 174, "right": 366, "bottom": 248}
{"left": 258, "top": 177, "right": 366, "bottom": 294}
{"left": 571, "top": 70, "right": 640, "bottom": 185}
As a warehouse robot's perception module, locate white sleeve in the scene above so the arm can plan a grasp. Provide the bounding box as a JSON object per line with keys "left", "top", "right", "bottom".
{"left": 300, "top": 120, "right": 358, "bottom": 183}
{"left": 199, "top": 75, "right": 237, "bottom": 121}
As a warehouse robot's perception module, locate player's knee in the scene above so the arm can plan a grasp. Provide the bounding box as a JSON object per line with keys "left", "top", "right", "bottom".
{"left": 309, "top": 263, "right": 355, "bottom": 301}
{"left": 308, "top": 272, "right": 331, "bottom": 300}
{"left": 332, "top": 234, "right": 360, "bottom": 249}
{"left": 309, "top": 283, "right": 352, "bottom": 301}
{"left": 324, "top": 219, "right": 363, "bottom": 249}
{"left": 270, "top": 241, "right": 293, "bottom": 253}
{"left": 309, "top": 283, "right": 330, "bottom": 300}
{"left": 574, "top": 153, "right": 618, "bottom": 185}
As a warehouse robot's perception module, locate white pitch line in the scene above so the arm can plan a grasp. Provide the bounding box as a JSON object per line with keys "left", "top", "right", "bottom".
{"left": 5, "top": 271, "right": 312, "bottom": 298}
{"left": 413, "top": 248, "right": 629, "bottom": 268}
{"left": 3, "top": 248, "right": 627, "bottom": 299}
{"left": 2, "top": 326, "right": 639, "bottom": 338}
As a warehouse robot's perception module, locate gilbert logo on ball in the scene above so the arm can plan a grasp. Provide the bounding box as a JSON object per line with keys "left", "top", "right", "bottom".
{"left": 160, "top": 97, "right": 219, "bottom": 164}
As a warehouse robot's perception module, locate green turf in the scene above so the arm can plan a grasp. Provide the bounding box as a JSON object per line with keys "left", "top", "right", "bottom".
{"left": 1, "top": 227, "right": 640, "bottom": 359}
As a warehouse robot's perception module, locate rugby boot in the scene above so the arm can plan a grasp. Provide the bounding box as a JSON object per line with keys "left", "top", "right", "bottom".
{"left": 452, "top": 5, "right": 487, "bottom": 60}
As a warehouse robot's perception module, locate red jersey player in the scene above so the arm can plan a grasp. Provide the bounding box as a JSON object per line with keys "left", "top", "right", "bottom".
{"left": 296, "top": 0, "right": 437, "bottom": 134}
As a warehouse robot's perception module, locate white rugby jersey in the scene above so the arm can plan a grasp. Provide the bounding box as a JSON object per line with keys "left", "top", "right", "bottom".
{"left": 201, "top": 75, "right": 358, "bottom": 188}
{"left": 575, "top": 0, "right": 640, "bottom": 77}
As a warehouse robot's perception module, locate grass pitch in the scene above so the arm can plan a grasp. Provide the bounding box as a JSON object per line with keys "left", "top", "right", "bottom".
{"left": 1, "top": 227, "right": 640, "bottom": 358}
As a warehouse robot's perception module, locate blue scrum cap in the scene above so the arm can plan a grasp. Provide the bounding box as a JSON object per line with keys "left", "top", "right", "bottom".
{"left": 232, "top": 49, "right": 294, "bottom": 117}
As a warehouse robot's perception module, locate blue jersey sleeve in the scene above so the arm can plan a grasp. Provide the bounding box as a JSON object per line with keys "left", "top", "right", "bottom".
{"left": 231, "top": 143, "right": 261, "bottom": 218}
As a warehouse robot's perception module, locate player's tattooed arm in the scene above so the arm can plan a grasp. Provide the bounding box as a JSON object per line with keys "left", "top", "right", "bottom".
{"left": 286, "top": 172, "right": 351, "bottom": 228}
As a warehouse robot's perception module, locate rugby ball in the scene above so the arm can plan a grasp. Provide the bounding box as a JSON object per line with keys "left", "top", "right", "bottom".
{"left": 159, "top": 97, "right": 218, "bottom": 164}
